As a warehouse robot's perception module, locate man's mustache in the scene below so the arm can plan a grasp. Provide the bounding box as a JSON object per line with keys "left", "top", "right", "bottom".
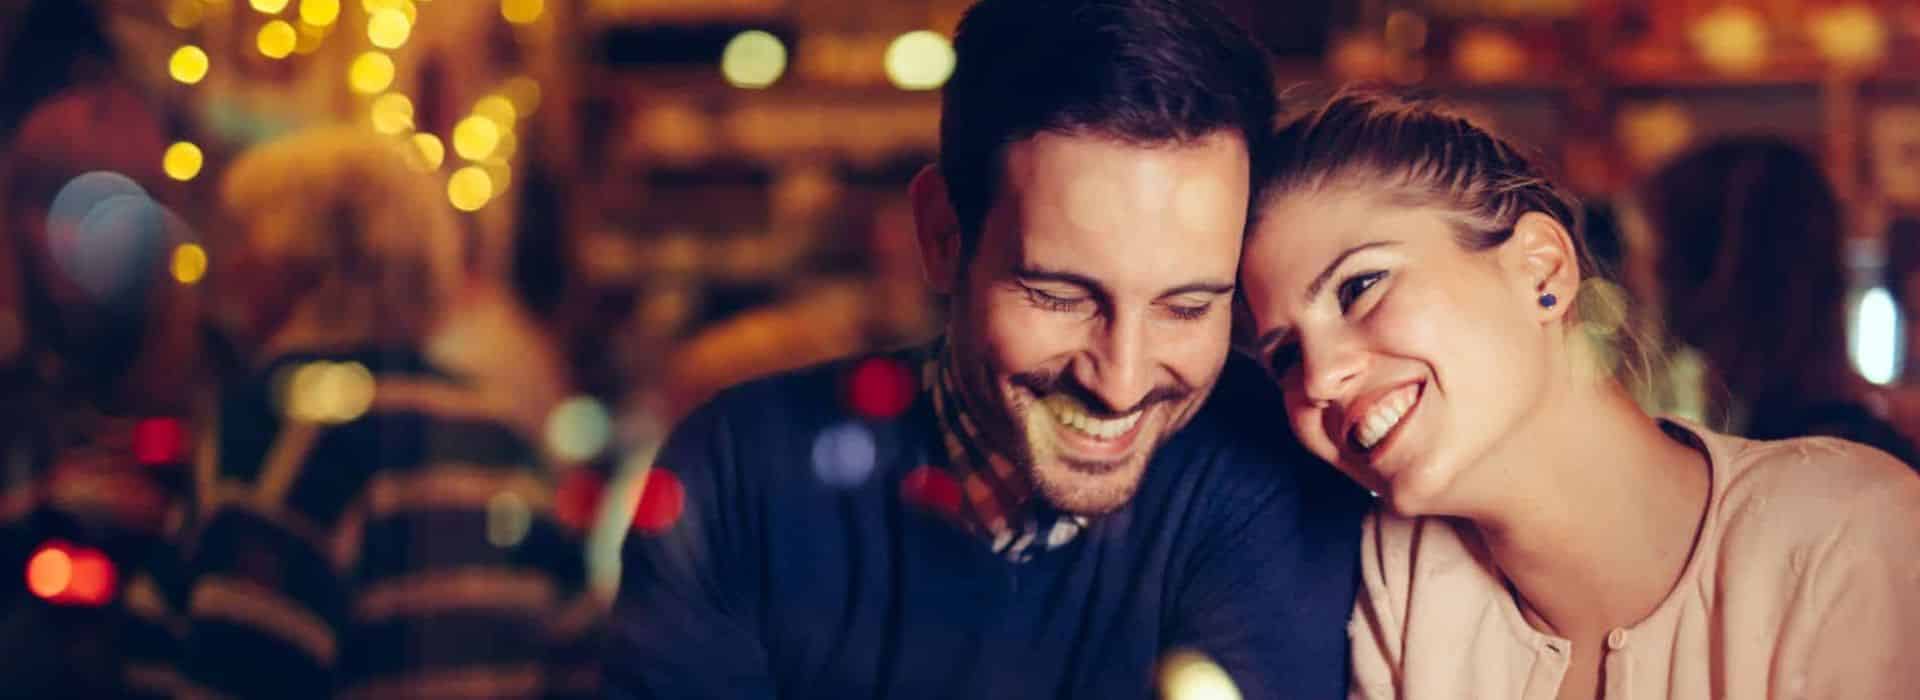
{"left": 1009, "top": 369, "right": 1193, "bottom": 418}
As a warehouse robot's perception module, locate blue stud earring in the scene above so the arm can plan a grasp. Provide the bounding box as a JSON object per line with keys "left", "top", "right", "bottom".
{"left": 1538, "top": 292, "right": 1557, "bottom": 309}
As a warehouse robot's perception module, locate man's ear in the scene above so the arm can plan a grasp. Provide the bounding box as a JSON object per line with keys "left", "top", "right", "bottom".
{"left": 1502, "top": 211, "right": 1580, "bottom": 321}
{"left": 909, "top": 164, "right": 962, "bottom": 295}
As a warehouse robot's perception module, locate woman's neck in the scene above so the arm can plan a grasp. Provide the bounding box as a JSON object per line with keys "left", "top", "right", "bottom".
{"left": 1465, "top": 381, "right": 1712, "bottom": 642}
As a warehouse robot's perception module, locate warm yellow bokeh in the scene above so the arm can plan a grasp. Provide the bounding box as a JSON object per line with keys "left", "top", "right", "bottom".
{"left": 170, "top": 45, "right": 210, "bottom": 85}
{"left": 448, "top": 166, "right": 495, "bottom": 212}
{"left": 164, "top": 142, "right": 205, "bottom": 181}
{"left": 349, "top": 51, "right": 396, "bottom": 94}
{"left": 257, "top": 20, "right": 299, "bottom": 59}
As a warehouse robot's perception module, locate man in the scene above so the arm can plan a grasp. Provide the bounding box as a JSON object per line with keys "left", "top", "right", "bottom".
{"left": 604, "top": 1, "right": 1368, "bottom": 697}
{"left": 125, "top": 128, "right": 599, "bottom": 699}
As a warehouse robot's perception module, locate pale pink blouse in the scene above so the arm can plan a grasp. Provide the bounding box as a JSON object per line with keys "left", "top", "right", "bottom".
{"left": 1349, "top": 421, "right": 1920, "bottom": 699}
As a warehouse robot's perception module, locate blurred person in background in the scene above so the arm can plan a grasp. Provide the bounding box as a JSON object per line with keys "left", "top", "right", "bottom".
{"left": 0, "top": 83, "right": 201, "bottom": 698}
{"left": 1631, "top": 135, "right": 1917, "bottom": 466}
{"left": 0, "top": 0, "right": 118, "bottom": 144}
{"left": 122, "top": 127, "right": 600, "bottom": 699}
{"left": 603, "top": 1, "right": 1369, "bottom": 697}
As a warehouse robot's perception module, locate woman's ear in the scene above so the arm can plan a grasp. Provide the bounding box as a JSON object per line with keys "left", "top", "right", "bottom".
{"left": 909, "top": 164, "right": 961, "bottom": 295}
{"left": 1503, "top": 211, "right": 1580, "bottom": 321}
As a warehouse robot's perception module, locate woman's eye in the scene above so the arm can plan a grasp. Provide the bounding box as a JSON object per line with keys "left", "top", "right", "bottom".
{"left": 1336, "top": 271, "right": 1387, "bottom": 312}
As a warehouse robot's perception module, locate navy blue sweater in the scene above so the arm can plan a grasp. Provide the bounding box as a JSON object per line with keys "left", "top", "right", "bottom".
{"left": 605, "top": 350, "right": 1368, "bottom": 699}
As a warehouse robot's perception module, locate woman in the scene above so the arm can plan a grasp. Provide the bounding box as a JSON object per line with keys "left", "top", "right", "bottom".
{"left": 1632, "top": 136, "right": 1916, "bottom": 465}
{"left": 1236, "top": 92, "right": 1920, "bottom": 699}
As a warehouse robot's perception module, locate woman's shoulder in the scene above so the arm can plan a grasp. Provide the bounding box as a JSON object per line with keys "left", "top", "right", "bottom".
{"left": 1703, "top": 429, "right": 1920, "bottom": 565}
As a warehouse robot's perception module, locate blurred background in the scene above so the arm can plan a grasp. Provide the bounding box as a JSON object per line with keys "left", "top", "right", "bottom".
{"left": 2, "top": 0, "right": 1919, "bottom": 696}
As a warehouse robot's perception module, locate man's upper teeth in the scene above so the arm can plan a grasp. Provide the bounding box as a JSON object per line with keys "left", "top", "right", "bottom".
{"left": 1043, "top": 395, "right": 1141, "bottom": 440}
{"left": 1355, "top": 385, "right": 1417, "bottom": 450}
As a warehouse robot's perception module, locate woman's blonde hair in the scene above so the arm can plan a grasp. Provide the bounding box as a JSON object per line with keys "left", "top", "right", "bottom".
{"left": 1251, "top": 90, "right": 1657, "bottom": 394}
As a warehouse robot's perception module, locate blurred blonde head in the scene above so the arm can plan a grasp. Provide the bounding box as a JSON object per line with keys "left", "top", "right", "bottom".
{"left": 219, "top": 126, "right": 464, "bottom": 353}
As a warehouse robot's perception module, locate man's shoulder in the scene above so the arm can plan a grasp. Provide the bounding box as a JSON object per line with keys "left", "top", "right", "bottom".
{"left": 688, "top": 347, "right": 930, "bottom": 429}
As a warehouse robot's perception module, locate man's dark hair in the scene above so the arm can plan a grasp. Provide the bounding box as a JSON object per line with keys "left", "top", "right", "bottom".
{"left": 939, "top": 0, "right": 1275, "bottom": 252}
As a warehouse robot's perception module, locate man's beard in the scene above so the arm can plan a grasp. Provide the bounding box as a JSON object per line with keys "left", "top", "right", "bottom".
{"left": 954, "top": 355, "right": 1197, "bottom": 516}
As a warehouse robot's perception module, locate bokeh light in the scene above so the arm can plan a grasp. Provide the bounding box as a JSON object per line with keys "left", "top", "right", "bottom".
{"left": 884, "top": 30, "right": 954, "bottom": 91}
{"left": 349, "top": 51, "right": 396, "bottom": 94}
{"left": 367, "top": 8, "right": 412, "bottom": 49}
{"left": 300, "top": 0, "right": 341, "bottom": 26}
{"left": 811, "top": 421, "right": 878, "bottom": 488}
{"left": 295, "top": 21, "right": 329, "bottom": 55}
{"left": 66, "top": 549, "right": 117, "bottom": 606}
{"left": 258, "top": 20, "right": 299, "bottom": 59}
{"left": 447, "top": 166, "right": 494, "bottom": 212}
{"left": 900, "top": 466, "right": 961, "bottom": 520}
{"left": 134, "top": 418, "right": 188, "bottom": 465}
{"left": 163, "top": 142, "right": 204, "bottom": 181}
{"left": 453, "top": 115, "right": 501, "bottom": 161}
{"left": 1851, "top": 286, "right": 1900, "bottom": 385}
{"left": 631, "top": 467, "right": 685, "bottom": 534}
{"left": 170, "top": 45, "right": 210, "bottom": 85}
{"left": 169, "top": 0, "right": 206, "bottom": 29}
{"left": 474, "top": 95, "right": 518, "bottom": 127}
{"left": 285, "top": 361, "right": 377, "bottom": 423}
{"left": 845, "top": 356, "right": 916, "bottom": 419}
{"left": 482, "top": 158, "right": 513, "bottom": 194}
{"left": 487, "top": 491, "right": 533, "bottom": 548}
{"left": 1158, "top": 649, "right": 1242, "bottom": 700}
{"left": 546, "top": 396, "right": 613, "bottom": 462}
{"left": 370, "top": 93, "right": 415, "bottom": 134}
{"left": 62, "top": 194, "right": 168, "bottom": 306}
{"left": 502, "top": 76, "right": 541, "bottom": 116}
{"left": 26, "top": 543, "right": 73, "bottom": 601}
{"left": 502, "top": 0, "right": 544, "bottom": 25}
{"left": 409, "top": 132, "right": 445, "bottom": 171}
{"left": 171, "top": 243, "right": 209, "bottom": 286}
{"left": 1811, "top": 5, "right": 1889, "bottom": 69}
{"left": 1691, "top": 6, "right": 1769, "bottom": 74}
{"left": 721, "top": 30, "right": 787, "bottom": 89}
{"left": 251, "top": 0, "right": 291, "bottom": 13}
{"left": 554, "top": 470, "right": 607, "bottom": 533}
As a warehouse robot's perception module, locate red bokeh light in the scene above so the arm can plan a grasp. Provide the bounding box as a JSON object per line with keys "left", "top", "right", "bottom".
{"left": 25, "top": 541, "right": 116, "bottom": 606}
{"left": 844, "top": 357, "right": 916, "bottom": 420}
{"left": 26, "top": 542, "right": 73, "bottom": 601}
{"left": 134, "top": 417, "right": 187, "bottom": 466}
{"left": 65, "top": 548, "right": 117, "bottom": 606}
{"left": 631, "top": 467, "right": 685, "bottom": 535}
{"left": 900, "top": 466, "right": 962, "bottom": 521}
{"left": 554, "top": 470, "right": 607, "bottom": 533}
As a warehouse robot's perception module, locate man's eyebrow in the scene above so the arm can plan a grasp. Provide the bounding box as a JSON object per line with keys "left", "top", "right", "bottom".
{"left": 1158, "top": 282, "right": 1235, "bottom": 298}
{"left": 1013, "top": 265, "right": 1103, "bottom": 291}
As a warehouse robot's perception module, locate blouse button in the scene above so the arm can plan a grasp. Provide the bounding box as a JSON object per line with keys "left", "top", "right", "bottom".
{"left": 1607, "top": 628, "right": 1629, "bottom": 651}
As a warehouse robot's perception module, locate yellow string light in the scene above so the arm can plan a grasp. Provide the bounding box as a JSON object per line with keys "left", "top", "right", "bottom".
{"left": 370, "top": 93, "right": 415, "bottom": 134}
{"left": 257, "top": 20, "right": 298, "bottom": 59}
{"left": 171, "top": 244, "right": 209, "bottom": 285}
{"left": 410, "top": 132, "right": 446, "bottom": 171}
{"left": 367, "top": 8, "right": 411, "bottom": 49}
{"left": 447, "top": 166, "right": 494, "bottom": 212}
{"left": 502, "top": 0, "right": 544, "bottom": 25}
{"left": 299, "top": 0, "right": 341, "bottom": 26}
{"left": 348, "top": 51, "right": 396, "bottom": 94}
{"left": 169, "top": 45, "right": 210, "bottom": 85}
{"left": 251, "top": 0, "right": 291, "bottom": 13}
{"left": 163, "top": 142, "right": 204, "bottom": 181}
{"left": 452, "top": 116, "right": 501, "bottom": 161}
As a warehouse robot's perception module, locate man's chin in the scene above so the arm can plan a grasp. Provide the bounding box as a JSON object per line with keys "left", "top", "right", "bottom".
{"left": 1029, "top": 453, "right": 1150, "bottom": 516}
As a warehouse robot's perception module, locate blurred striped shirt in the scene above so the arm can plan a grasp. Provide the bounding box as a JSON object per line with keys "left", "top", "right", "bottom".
{"left": 120, "top": 348, "right": 601, "bottom": 699}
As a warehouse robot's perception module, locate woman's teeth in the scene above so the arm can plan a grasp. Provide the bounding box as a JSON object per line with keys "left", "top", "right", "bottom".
{"left": 1353, "top": 384, "right": 1419, "bottom": 450}
{"left": 1040, "top": 394, "right": 1142, "bottom": 440}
